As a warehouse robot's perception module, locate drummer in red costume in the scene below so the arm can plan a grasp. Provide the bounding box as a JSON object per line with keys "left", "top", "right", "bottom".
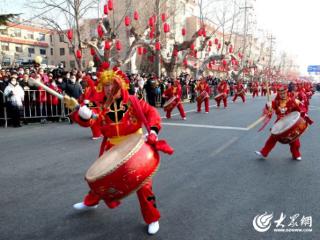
{"left": 232, "top": 80, "right": 246, "bottom": 103}
{"left": 64, "top": 64, "right": 170, "bottom": 235}
{"left": 196, "top": 77, "right": 210, "bottom": 113}
{"left": 78, "top": 75, "right": 102, "bottom": 140}
{"left": 255, "top": 86, "right": 313, "bottom": 160}
{"left": 252, "top": 80, "right": 259, "bottom": 98}
{"left": 261, "top": 81, "right": 267, "bottom": 96}
{"left": 215, "top": 79, "right": 229, "bottom": 108}
{"left": 162, "top": 80, "right": 186, "bottom": 120}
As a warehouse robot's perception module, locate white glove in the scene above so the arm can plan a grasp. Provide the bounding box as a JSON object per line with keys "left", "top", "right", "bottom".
{"left": 83, "top": 99, "right": 90, "bottom": 105}
{"left": 78, "top": 105, "right": 93, "bottom": 120}
{"left": 266, "top": 101, "right": 272, "bottom": 109}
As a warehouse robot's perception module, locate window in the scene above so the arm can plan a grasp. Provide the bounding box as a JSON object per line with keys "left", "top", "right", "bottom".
{"left": 13, "top": 29, "right": 21, "bottom": 37}
{"left": 15, "top": 44, "right": 23, "bottom": 53}
{"left": 60, "top": 48, "right": 65, "bottom": 56}
{"left": 61, "top": 61, "right": 66, "bottom": 67}
{"left": 50, "top": 35, "right": 53, "bottom": 43}
{"left": 70, "top": 60, "right": 76, "bottom": 69}
{"left": 0, "top": 28, "right": 8, "bottom": 35}
{"left": 38, "top": 33, "right": 45, "bottom": 41}
{"left": 1, "top": 42, "right": 9, "bottom": 51}
{"left": 27, "top": 32, "right": 34, "bottom": 40}
{"left": 59, "top": 34, "right": 64, "bottom": 42}
{"left": 69, "top": 47, "right": 74, "bottom": 54}
{"left": 50, "top": 48, "right": 53, "bottom": 56}
{"left": 40, "top": 49, "right": 46, "bottom": 55}
{"left": 28, "top": 48, "right": 35, "bottom": 54}
{"left": 2, "top": 57, "right": 10, "bottom": 66}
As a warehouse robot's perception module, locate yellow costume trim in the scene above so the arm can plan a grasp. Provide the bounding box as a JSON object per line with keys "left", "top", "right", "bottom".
{"left": 109, "top": 128, "right": 143, "bottom": 145}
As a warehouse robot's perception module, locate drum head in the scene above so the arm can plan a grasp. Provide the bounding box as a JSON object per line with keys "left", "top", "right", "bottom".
{"left": 86, "top": 133, "right": 144, "bottom": 181}
{"left": 271, "top": 111, "right": 300, "bottom": 135}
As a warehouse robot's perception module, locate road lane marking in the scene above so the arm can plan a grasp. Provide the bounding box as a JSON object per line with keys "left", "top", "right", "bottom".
{"left": 161, "top": 104, "right": 217, "bottom": 119}
{"left": 162, "top": 122, "right": 248, "bottom": 131}
{"left": 209, "top": 137, "right": 239, "bottom": 157}
{"left": 246, "top": 116, "right": 266, "bottom": 130}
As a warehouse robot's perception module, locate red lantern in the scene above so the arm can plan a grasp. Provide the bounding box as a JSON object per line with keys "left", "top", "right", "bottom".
{"left": 124, "top": 16, "right": 131, "bottom": 27}
{"left": 67, "top": 29, "right": 73, "bottom": 41}
{"left": 182, "top": 28, "right": 186, "bottom": 36}
{"left": 208, "top": 40, "right": 212, "bottom": 47}
{"left": 108, "top": 0, "right": 113, "bottom": 11}
{"left": 137, "top": 46, "right": 143, "bottom": 55}
{"left": 161, "top": 13, "right": 166, "bottom": 22}
{"left": 76, "top": 49, "right": 82, "bottom": 59}
{"left": 134, "top": 11, "right": 139, "bottom": 21}
{"left": 97, "top": 25, "right": 104, "bottom": 38}
{"left": 149, "top": 30, "right": 154, "bottom": 39}
{"left": 208, "top": 47, "right": 211, "bottom": 52}
{"left": 222, "top": 59, "right": 227, "bottom": 66}
{"left": 143, "top": 48, "right": 147, "bottom": 55}
{"left": 115, "top": 40, "right": 121, "bottom": 51}
{"left": 148, "top": 55, "right": 155, "bottom": 63}
{"left": 198, "top": 28, "right": 203, "bottom": 36}
{"left": 148, "top": 17, "right": 154, "bottom": 27}
{"left": 155, "top": 42, "right": 161, "bottom": 51}
{"left": 202, "top": 29, "right": 206, "bottom": 37}
{"left": 173, "top": 48, "right": 178, "bottom": 57}
{"left": 194, "top": 50, "right": 197, "bottom": 58}
{"left": 214, "top": 38, "right": 219, "bottom": 45}
{"left": 183, "top": 58, "right": 188, "bottom": 66}
{"left": 217, "top": 43, "right": 221, "bottom": 49}
{"left": 163, "top": 23, "right": 170, "bottom": 33}
{"left": 104, "top": 40, "right": 111, "bottom": 50}
{"left": 103, "top": 4, "right": 109, "bottom": 15}
{"left": 212, "top": 59, "right": 215, "bottom": 65}
{"left": 190, "top": 43, "right": 195, "bottom": 51}
{"left": 90, "top": 48, "right": 95, "bottom": 56}
{"left": 229, "top": 47, "right": 233, "bottom": 53}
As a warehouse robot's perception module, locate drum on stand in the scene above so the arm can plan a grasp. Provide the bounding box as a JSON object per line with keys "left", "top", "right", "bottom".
{"left": 271, "top": 111, "right": 308, "bottom": 144}
{"left": 85, "top": 133, "right": 160, "bottom": 202}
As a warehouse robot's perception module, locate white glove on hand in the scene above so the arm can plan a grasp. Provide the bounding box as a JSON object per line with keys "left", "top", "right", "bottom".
{"left": 266, "top": 101, "right": 272, "bottom": 109}
{"left": 78, "top": 105, "right": 92, "bottom": 120}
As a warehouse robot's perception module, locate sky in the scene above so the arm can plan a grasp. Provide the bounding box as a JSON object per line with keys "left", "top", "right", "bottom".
{"left": 1, "top": 0, "right": 319, "bottom": 75}
{"left": 255, "top": 0, "right": 320, "bottom": 75}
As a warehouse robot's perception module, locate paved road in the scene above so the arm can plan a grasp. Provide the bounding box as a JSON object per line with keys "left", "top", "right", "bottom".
{"left": 1, "top": 93, "right": 319, "bottom": 240}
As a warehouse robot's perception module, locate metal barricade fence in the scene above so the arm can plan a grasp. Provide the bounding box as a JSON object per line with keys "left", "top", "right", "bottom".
{"left": 1, "top": 89, "right": 71, "bottom": 128}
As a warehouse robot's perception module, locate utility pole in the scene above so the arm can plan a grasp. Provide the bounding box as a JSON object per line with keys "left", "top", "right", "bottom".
{"left": 267, "top": 34, "right": 276, "bottom": 81}
{"left": 239, "top": 0, "right": 253, "bottom": 80}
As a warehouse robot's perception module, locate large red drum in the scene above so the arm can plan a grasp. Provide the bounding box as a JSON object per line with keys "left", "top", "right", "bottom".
{"left": 271, "top": 111, "right": 308, "bottom": 144}
{"left": 214, "top": 93, "right": 226, "bottom": 101}
{"left": 163, "top": 96, "right": 178, "bottom": 112}
{"left": 85, "top": 133, "right": 159, "bottom": 202}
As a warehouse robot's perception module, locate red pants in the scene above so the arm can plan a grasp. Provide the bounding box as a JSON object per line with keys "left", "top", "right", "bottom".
{"left": 216, "top": 97, "right": 227, "bottom": 108}
{"left": 90, "top": 121, "right": 102, "bottom": 138}
{"left": 197, "top": 98, "right": 209, "bottom": 112}
{"left": 83, "top": 179, "right": 160, "bottom": 224}
{"left": 232, "top": 94, "right": 245, "bottom": 103}
{"left": 166, "top": 102, "right": 186, "bottom": 118}
{"left": 260, "top": 135, "right": 301, "bottom": 159}
{"left": 261, "top": 90, "right": 267, "bottom": 96}
{"left": 252, "top": 90, "right": 259, "bottom": 98}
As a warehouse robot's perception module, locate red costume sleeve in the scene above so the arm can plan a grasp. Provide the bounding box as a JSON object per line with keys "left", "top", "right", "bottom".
{"left": 138, "top": 98, "right": 162, "bottom": 132}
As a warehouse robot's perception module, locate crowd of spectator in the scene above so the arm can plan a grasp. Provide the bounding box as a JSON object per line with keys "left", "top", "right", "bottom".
{"left": 1, "top": 64, "right": 318, "bottom": 128}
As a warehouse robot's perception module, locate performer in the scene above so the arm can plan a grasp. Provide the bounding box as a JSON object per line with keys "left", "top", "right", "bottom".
{"left": 162, "top": 80, "right": 186, "bottom": 120}
{"left": 79, "top": 75, "right": 103, "bottom": 140}
{"left": 252, "top": 80, "right": 259, "bottom": 98}
{"left": 261, "top": 81, "right": 267, "bottom": 96}
{"left": 196, "top": 77, "right": 210, "bottom": 113}
{"left": 255, "top": 86, "right": 313, "bottom": 160}
{"left": 64, "top": 65, "right": 172, "bottom": 235}
{"left": 232, "top": 81, "right": 246, "bottom": 103}
{"left": 215, "top": 79, "right": 229, "bottom": 108}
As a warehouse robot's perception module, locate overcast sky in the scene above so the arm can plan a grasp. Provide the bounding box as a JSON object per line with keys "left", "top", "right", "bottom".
{"left": 1, "top": 0, "right": 319, "bottom": 75}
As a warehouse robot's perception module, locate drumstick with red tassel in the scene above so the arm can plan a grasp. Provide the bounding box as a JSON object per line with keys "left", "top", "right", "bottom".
{"left": 258, "top": 80, "right": 273, "bottom": 132}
